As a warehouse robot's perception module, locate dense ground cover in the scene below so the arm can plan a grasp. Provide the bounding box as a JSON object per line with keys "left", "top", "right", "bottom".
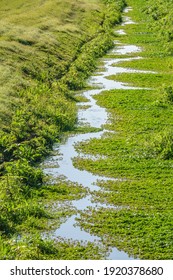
{"left": 0, "top": 0, "right": 125, "bottom": 259}
{"left": 74, "top": 0, "right": 173, "bottom": 259}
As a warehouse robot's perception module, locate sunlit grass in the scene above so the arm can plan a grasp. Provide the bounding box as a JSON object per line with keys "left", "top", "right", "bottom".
{"left": 0, "top": 0, "right": 104, "bottom": 126}
{"left": 74, "top": 0, "right": 173, "bottom": 259}
{"left": 0, "top": 0, "right": 125, "bottom": 259}
{"left": 106, "top": 72, "right": 173, "bottom": 88}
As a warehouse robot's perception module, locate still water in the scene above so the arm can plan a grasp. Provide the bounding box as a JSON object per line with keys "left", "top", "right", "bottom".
{"left": 44, "top": 8, "right": 152, "bottom": 260}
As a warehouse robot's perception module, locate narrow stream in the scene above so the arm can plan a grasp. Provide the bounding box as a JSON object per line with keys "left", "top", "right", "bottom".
{"left": 43, "top": 8, "right": 152, "bottom": 260}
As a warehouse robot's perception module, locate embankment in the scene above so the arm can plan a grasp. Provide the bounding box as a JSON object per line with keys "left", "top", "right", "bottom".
{"left": 0, "top": 0, "right": 126, "bottom": 259}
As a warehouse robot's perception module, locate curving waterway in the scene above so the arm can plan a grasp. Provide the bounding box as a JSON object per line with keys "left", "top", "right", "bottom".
{"left": 43, "top": 7, "right": 153, "bottom": 260}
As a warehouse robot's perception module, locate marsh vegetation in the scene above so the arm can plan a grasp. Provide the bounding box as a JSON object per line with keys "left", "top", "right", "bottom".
{"left": 0, "top": 0, "right": 125, "bottom": 259}
{"left": 1, "top": 0, "right": 173, "bottom": 260}
{"left": 74, "top": 0, "right": 173, "bottom": 259}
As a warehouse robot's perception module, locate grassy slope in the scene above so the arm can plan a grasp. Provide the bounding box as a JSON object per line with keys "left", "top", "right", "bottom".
{"left": 0, "top": 0, "right": 125, "bottom": 259}
{"left": 74, "top": 0, "right": 173, "bottom": 259}
{"left": 0, "top": 0, "right": 104, "bottom": 124}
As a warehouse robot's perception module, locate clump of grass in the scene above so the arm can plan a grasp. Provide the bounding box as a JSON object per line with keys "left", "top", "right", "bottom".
{"left": 0, "top": 235, "right": 106, "bottom": 260}
{"left": 114, "top": 57, "right": 173, "bottom": 73}
{"left": 151, "top": 128, "right": 173, "bottom": 160}
{"left": 106, "top": 72, "right": 173, "bottom": 88}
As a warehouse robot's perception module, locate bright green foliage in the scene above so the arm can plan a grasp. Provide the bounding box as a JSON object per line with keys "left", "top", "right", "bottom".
{"left": 79, "top": 208, "right": 173, "bottom": 259}
{"left": 74, "top": 0, "right": 173, "bottom": 259}
{"left": 107, "top": 72, "right": 173, "bottom": 88}
{"left": 0, "top": 0, "right": 125, "bottom": 259}
{"left": 144, "top": 0, "right": 173, "bottom": 54}
{"left": 0, "top": 235, "right": 106, "bottom": 260}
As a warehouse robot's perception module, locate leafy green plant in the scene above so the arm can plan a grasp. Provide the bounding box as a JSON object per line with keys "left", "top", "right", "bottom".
{"left": 0, "top": 0, "right": 126, "bottom": 259}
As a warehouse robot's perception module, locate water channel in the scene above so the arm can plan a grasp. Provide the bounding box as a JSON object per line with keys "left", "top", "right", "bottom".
{"left": 43, "top": 7, "right": 152, "bottom": 260}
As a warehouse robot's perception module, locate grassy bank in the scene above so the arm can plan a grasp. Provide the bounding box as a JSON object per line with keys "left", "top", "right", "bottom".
{"left": 74, "top": 0, "right": 173, "bottom": 259}
{"left": 0, "top": 0, "right": 125, "bottom": 259}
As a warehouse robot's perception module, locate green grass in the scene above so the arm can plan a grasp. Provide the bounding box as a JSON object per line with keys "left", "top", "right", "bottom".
{"left": 3, "top": 0, "right": 173, "bottom": 260}
{"left": 114, "top": 57, "right": 173, "bottom": 72}
{"left": 106, "top": 72, "right": 173, "bottom": 88}
{"left": 0, "top": 0, "right": 126, "bottom": 259}
{"left": 0, "top": 0, "right": 105, "bottom": 125}
{"left": 79, "top": 208, "right": 173, "bottom": 259}
{"left": 0, "top": 236, "right": 106, "bottom": 260}
{"left": 73, "top": 0, "right": 173, "bottom": 259}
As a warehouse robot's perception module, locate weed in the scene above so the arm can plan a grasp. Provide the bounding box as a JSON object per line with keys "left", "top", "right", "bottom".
{"left": 74, "top": 0, "right": 173, "bottom": 259}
